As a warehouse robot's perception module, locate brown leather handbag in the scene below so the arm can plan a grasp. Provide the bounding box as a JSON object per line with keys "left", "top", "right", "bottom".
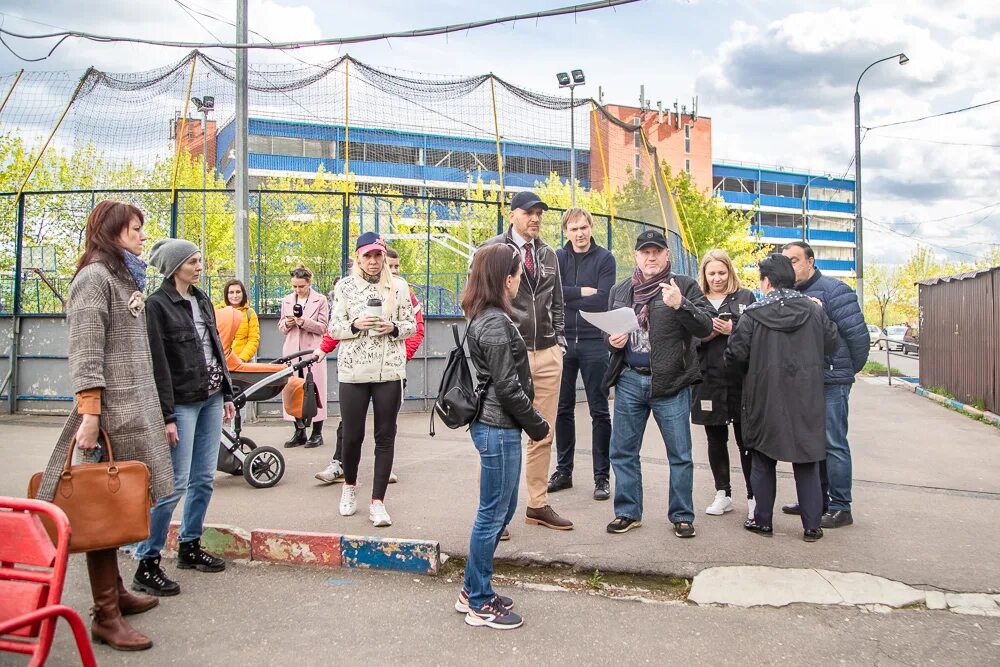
{"left": 281, "top": 375, "right": 306, "bottom": 418}
{"left": 28, "top": 430, "right": 152, "bottom": 554}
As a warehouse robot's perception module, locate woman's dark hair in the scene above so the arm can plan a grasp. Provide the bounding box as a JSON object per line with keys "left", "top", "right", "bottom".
{"left": 75, "top": 200, "right": 144, "bottom": 279}
{"left": 759, "top": 253, "right": 796, "bottom": 290}
{"left": 290, "top": 263, "right": 313, "bottom": 281}
{"left": 223, "top": 279, "right": 248, "bottom": 307}
{"left": 460, "top": 244, "right": 521, "bottom": 321}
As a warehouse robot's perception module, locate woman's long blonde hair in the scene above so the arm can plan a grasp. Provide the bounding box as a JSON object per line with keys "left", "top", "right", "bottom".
{"left": 352, "top": 251, "right": 398, "bottom": 316}
{"left": 698, "top": 248, "right": 741, "bottom": 295}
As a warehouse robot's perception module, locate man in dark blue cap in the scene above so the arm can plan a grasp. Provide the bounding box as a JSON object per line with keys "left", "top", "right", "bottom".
{"left": 482, "top": 190, "right": 572, "bottom": 531}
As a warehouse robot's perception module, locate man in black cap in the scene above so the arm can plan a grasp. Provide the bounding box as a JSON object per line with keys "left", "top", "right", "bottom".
{"left": 603, "top": 229, "right": 713, "bottom": 538}
{"left": 482, "top": 190, "right": 572, "bottom": 530}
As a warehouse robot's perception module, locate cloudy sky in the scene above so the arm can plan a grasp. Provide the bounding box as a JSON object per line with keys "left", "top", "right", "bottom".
{"left": 1, "top": 0, "right": 998, "bottom": 264}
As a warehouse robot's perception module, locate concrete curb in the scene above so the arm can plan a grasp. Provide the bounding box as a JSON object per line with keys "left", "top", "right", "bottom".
{"left": 689, "top": 566, "right": 1000, "bottom": 616}
{"left": 164, "top": 521, "right": 439, "bottom": 574}
{"left": 903, "top": 384, "right": 1000, "bottom": 425}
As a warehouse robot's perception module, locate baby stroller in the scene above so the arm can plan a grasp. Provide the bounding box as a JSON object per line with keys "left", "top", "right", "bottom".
{"left": 215, "top": 306, "right": 320, "bottom": 488}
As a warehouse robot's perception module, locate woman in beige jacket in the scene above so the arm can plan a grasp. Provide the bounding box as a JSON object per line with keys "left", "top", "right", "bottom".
{"left": 318, "top": 232, "right": 415, "bottom": 527}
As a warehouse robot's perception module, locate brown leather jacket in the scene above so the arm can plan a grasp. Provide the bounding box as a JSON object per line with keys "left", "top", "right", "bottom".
{"left": 482, "top": 228, "right": 566, "bottom": 351}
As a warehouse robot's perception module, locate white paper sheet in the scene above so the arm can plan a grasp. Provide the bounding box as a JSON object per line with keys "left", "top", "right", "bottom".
{"left": 579, "top": 307, "right": 640, "bottom": 336}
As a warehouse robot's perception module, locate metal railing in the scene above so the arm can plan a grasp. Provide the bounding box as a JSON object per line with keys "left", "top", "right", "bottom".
{"left": 873, "top": 334, "right": 919, "bottom": 386}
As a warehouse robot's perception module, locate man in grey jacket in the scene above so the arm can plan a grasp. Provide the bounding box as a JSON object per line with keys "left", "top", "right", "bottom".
{"left": 482, "top": 190, "right": 572, "bottom": 530}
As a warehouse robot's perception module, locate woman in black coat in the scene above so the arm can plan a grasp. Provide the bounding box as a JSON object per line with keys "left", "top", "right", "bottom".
{"left": 724, "top": 254, "right": 839, "bottom": 541}
{"left": 690, "top": 249, "right": 756, "bottom": 518}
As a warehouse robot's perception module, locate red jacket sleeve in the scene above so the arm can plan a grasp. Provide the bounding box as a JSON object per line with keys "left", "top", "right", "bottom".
{"left": 405, "top": 291, "right": 424, "bottom": 361}
{"left": 320, "top": 332, "right": 339, "bottom": 354}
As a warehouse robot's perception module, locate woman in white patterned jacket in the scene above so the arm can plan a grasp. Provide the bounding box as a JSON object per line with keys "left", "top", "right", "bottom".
{"left": 315, "top": 232, "right": 415, "bottom": 527}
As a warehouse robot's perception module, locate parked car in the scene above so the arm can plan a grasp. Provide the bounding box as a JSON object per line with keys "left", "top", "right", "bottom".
{"left": 879, "top": 325, "right": 907, "bottom": 351}
{"left": 902, "top": 326, "right": 919, "bottom": 355}
{"left": 867, "top": 324, "right": 883, "bottom": 347}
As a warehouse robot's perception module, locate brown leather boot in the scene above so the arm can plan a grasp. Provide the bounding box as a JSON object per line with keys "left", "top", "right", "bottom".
{"left": 525, "top": 505, "right": 574, "bottom": 530}
{"left": 86, "top": 549, "right": 153, "bottom": 651}
{"left": 117, "top": 574, "right": 158, "bottom": 615}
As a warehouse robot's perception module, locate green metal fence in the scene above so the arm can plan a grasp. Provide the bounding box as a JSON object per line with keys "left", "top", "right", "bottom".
{"left": 0, "top": 189, "right": 695, "bottom": 317}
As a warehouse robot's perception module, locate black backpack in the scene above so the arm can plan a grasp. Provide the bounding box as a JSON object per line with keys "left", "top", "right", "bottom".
{"left": 430, "top": 324, "right": 486, "bottom": 436}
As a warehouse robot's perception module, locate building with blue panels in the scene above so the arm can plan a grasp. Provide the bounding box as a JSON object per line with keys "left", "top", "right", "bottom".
{"left": 215, "top": 117, "right": 590, "bottom": 195}
{"left": 712, "top": 163, "right": 857, "bottom": 277}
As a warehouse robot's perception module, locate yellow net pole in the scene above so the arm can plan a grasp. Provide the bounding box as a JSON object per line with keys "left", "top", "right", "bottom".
{"left": 170, "top": 55, "right": 198, "bottom": 202}
{"left": 658, "top": 159, "right": 695, "bottom": 255}
{"left": 0, "top": 69, "right": 25, "bottom": 117}
{"left": 638, "top": 125, "right": 670, "bottom": 233}
{"left": 15, "top": 67, "right": 94, "bottom": 201}
{"left": 489, "top": 75, "right": 505, "bottom": 196}
{"left": 343, "top": 58, "right": 350, "bottom": 193}
{"left": 591, "top": 102, "right": 614, "bottom": 225}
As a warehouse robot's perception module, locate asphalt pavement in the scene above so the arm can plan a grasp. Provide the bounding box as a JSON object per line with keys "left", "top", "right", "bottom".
{"left": 24, "top": 556, "right": 1000, "bottom": 667}
{"left": 4, "top": 378, "right": 998, "bottom": 594}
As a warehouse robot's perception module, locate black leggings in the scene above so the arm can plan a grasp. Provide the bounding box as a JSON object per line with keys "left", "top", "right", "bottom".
{"left": 339, "top": 380, "right": 402, "bottom": 501}
{"left": 704, "top": 422, "right": 753, "bottom": 499}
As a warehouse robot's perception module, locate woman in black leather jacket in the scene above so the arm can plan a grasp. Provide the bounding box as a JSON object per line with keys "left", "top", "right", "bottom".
{"left": 456, "top": 244, "right": 548, "bottom": 631}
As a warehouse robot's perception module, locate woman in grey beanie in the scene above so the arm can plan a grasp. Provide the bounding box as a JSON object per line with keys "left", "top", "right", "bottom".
{"left": 133, "top": 238, "right": 237, "bottom": 597}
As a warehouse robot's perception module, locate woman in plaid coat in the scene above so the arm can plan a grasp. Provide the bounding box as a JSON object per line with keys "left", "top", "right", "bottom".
{"left": 36, "top": 201, "right": 173, "bottom": 651}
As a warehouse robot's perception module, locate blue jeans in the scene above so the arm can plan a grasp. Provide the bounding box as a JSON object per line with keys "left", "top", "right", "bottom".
{"left": 825, "top": 383, "right": 853, "bottom": 512}
{"left": 555, "top": 338, "right": 611, "bottom": 481}
{"left": 610, "top": 370, "right": 695, "bottom": 524}
{"left": 136, "top": 392, "right": 224, "bottom": 559}
{"left": 463, "top": 421, "right": 522, "bottom": 610}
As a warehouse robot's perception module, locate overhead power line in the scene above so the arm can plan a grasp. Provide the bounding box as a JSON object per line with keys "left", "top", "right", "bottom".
{"left": 0, "top": 0, "right": 641, "bottom": 61}
{"left": 864, "top": 98, "right": 1000, "bottom": 131}
{"left": 866, "top": 133, "right": 1000, "bottom": 148}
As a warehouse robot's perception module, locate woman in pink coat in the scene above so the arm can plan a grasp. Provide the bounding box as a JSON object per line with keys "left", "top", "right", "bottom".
{"left": 278, "top": 264, "right": 329, "bottom": 448}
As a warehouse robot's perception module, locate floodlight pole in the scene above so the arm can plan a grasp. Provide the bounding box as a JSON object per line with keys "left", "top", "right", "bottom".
{"left": 570, "top": 86, "right": 576, "bottom": 207}
{"left": 234, "top": 0, "right": 251, "bottom": 288}
{"left": 201, "top": 105, "right": 208, "bottom": 287}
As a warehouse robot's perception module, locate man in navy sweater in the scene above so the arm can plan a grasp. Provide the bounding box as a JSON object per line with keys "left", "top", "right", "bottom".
{"left": 781, "top": 241, "right": 870, "bottom": 528}
{"left": 548, "top": 208, "right": 617, "bottom": 501}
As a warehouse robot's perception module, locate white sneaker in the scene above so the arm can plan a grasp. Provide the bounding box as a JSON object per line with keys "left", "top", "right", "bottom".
{"left": 747, "top": 498, "right": 757, "bottom": 521}
{"left": 705, "top": 490, "right": 733, "bottom": 515}
{"left": 315, "top": 460, "right": 344, "bottom": 485}
{"left": 369, "top": 500, "right": 392, "bottom": 527}
{"left": 339, "top": 484, "right": 358, "bottom": 516}
{"left": 388, "top": 471, "right": 398, "bottom": 484}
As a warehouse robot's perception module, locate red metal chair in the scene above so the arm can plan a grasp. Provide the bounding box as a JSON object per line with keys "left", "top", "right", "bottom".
{"left": 0, "top": 496, "right": 97, "bottom": 667}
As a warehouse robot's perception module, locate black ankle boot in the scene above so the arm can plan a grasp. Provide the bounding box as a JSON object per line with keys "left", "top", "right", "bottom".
{"left": 284, "top": 428, "right": 307, "bottom": 448}
{"left": 132, "top": 556, "right": 180, "bottom": 597}
{"left": 178, "top": 539, "right": 226, "bottom": 573}
{"left": 305, "top": 421, "right": 324, "bottom": 448}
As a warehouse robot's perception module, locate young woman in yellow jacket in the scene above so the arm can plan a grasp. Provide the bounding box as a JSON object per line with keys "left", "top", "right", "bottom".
{"left": 219, "top": 279, "right": 260, "bottom": 361}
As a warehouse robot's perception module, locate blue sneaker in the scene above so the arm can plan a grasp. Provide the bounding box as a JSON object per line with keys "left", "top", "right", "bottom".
{"left": 464, "top": 595, "right": 523, "bottom": 630}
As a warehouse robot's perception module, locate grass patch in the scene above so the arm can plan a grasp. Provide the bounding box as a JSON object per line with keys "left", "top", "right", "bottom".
{"left": 925, "top": 386, "right": 956, "bottom": 400}
{"left": 862, "top": 361, "right": 903, "bottom": 377}
{"left": 439, "top": 557, "right": 690, "bottom": 602}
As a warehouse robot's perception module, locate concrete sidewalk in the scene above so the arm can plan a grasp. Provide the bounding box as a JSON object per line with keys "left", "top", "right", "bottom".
{"left": 3, "top": 378, "right": 999, "bottom": 593}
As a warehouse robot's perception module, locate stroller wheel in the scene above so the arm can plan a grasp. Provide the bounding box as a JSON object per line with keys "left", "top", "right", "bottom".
{"left": 242, "top": 446, "right": 285, "bottom": 489}
{"left": 226, "top": 437, "right": 258, "bottom": 476}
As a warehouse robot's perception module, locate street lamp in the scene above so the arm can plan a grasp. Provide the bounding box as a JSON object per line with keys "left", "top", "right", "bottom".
{"left": 854, "top": 53, "right": 907, "bottom": 311}
{"left": 192, "top": 95, "right": 215, "bottom": 287}
{"left": 800, "top": 173, "right": 833, "bottom": 242}
{"left": 557, "top": 69, "right": 585, "bottom": 206}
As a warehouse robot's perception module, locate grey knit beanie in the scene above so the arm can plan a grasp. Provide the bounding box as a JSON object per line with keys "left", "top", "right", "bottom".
{"left": 149, "top": 239, "right": 199, "bottom": 278}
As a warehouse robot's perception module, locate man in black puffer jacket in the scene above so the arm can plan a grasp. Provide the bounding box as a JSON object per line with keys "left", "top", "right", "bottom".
{"left": 603, "top": 230, "right": 713, "bottom": 539}
{"left": 781, "top": 241, "right": 870, "bottom": 529}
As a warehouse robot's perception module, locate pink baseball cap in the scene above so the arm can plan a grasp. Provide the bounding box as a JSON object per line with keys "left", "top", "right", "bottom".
{"left": 356, "top": 232, "right": 386, "bottom": 255}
